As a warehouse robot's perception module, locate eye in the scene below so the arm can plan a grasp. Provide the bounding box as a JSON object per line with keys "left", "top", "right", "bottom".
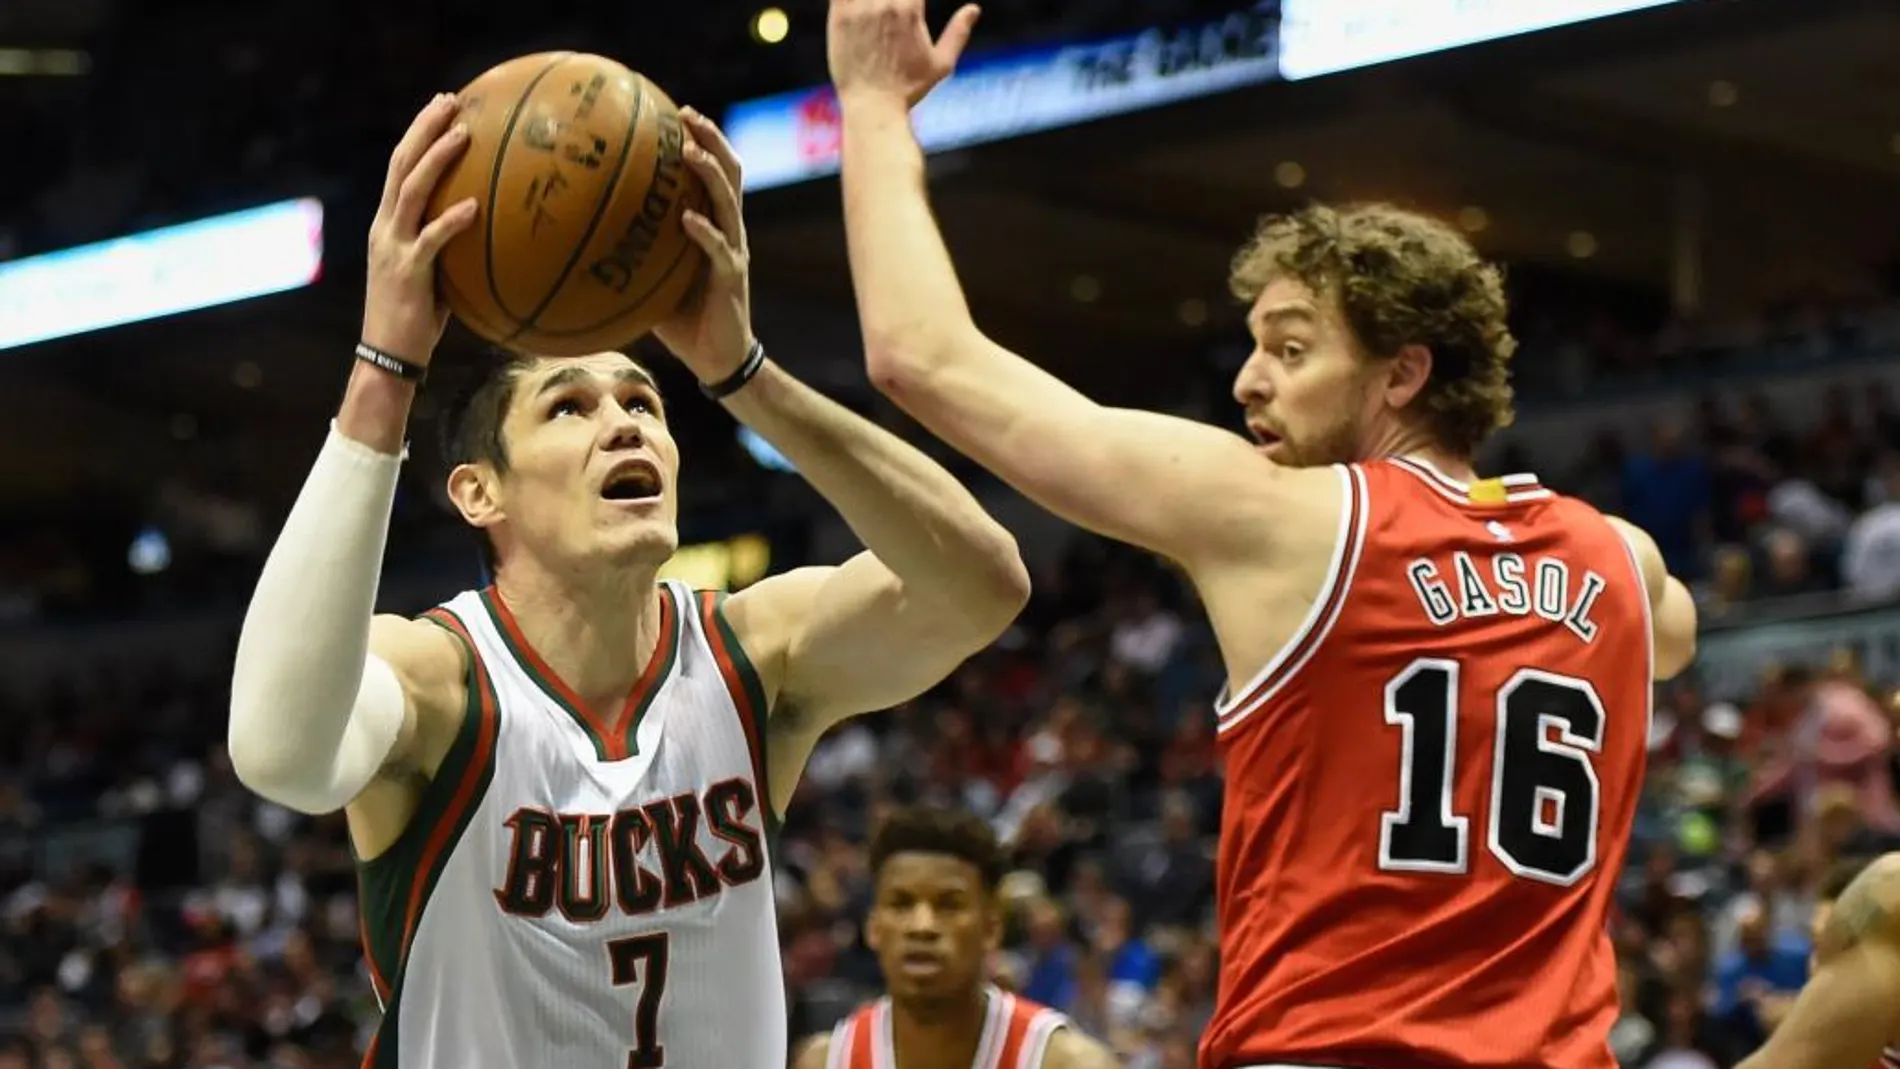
{"left": 1279, "top": 341, "right": 1306, "bottom": 361}
{"left": 549, "top": 398, "right": 584, "bottom": 419}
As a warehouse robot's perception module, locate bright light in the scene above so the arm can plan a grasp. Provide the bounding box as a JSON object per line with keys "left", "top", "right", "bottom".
{"left": 752, "top": 8, "right": 789, "bottom": 44}
{"left": 0, "top": 197, "right": 324, "bottom": 352}
{"left": 0, "top": 49, "right": 89, "bottom": 76}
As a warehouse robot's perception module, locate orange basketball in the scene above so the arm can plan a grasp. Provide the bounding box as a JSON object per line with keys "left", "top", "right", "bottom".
{"left": 427, "top": 52, "right": 707, "bottom": 357}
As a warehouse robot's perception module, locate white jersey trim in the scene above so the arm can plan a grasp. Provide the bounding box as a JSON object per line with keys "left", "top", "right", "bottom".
{"left": 1217, "top": 463, "right": 1369, "bottom": 734}
{"left": 847, "top": 987, "right": 1044, "bottom": 1069}
{"left": 1388, "top": 455, "right": 1552, "bottom": 503}
{"left": 826, "top": 1015, "right": 855, "bottom": 1069}
{"left": 1608, "top": 519, "right": 1657, "bottom": 738}
{"left": 1016, "top": 1007, "right": 1066, "bottom": 1069}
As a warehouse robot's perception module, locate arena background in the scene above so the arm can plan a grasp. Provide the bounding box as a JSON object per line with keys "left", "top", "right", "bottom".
{"left": 2, "top": 0, "right": 1899, "bottom": 1067}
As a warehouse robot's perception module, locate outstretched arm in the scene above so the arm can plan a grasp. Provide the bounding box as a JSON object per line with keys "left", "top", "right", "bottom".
{"left": 1738, "top": 855, "right": 1900, "bottom": 1069}
{"left": 655, "top": 110, "right": 1027, "bottom": 817}
{"left": 229, "top": 95, "right": 476, "bottom": 817}
{"left": 719, "top": 360, "right": 1030, "bottom": 731}
{"left": 827, "top": 0, "right": 1277, "bottom": 567}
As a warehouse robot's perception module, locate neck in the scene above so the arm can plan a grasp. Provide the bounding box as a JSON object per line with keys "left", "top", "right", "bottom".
{"left": 492, "top": 556, "right": 664, "bottom": 714}
{"left": 1364, "top": 423, "right": 1476, "bottom": 483}
{"left": 890, "top": 987, "right": 990, "bottom": 1069}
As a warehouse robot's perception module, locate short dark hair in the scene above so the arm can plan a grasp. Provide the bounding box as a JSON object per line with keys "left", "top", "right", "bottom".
{"left": 431, "top": 347, "right": 539, "bottom": 578}
{"left": 436, "top": 346, "right": 538, "bottom": 477}
{"left": 1229, "top": 201, "right": 1518, "bottom": 457}
{"left": 869, "top": 806, "right": 1007, "bottom": 891}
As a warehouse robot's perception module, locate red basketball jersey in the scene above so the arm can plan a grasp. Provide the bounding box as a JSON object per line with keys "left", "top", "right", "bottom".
{"left": 826, "top": 987, "right": 1069, "bottom": 1069}
{"left": 1202, "top": 457, "right": 1653, "bottom": 1069}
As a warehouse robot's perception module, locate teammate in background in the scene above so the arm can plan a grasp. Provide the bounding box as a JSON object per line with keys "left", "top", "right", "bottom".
{"left": 793, "top": 806, "right": 1122, "bottom": 1069}
{"left": 824, "top": 3, "right": 1698, "bottom": 1069}
{"left": 225, "top": 94, "right": 1029, "bottom": 1069}
{"left": 1737, "top": 855, "right": 1900, "bottom": 1069}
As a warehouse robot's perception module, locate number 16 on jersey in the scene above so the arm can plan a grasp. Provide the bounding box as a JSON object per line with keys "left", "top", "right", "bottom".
{"left": 1378, "top": 658, "right": 1607, "bottom": 886}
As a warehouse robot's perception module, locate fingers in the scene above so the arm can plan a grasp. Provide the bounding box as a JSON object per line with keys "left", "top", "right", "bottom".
{"left": 381, "top": 94, "right": 461, "bottom": 217}
{"left": 681, "top": 146, "right": 744, "bottom": 258}
{"left": 934, "top": 4, "right": 982, "bottom": 68}
{"left": 679, "top": 108, "right": 744, "bottom": 192}
{"left": 681, "top": 210, "right": 740, "bottom": 278}
{"left": 393, "top": 123, "right": 472, "bottom": 238}
{"left": 415, "top": 198, "right": 479, "bottom": 260}
{"left": 679, "top": 107, "right": 747, "bottom": 260}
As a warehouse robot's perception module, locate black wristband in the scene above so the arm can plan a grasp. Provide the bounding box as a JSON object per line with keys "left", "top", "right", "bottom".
{"left": 355, "top": 341, "right": 427, "bottom": 383}
{"left": 700, "top": 339, "right": 767, "bottom": 400}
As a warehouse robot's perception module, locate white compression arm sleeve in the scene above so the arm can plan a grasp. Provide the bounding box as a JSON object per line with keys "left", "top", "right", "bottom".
{"left": 228, "top": 423, "right": 410, "bottom": 814}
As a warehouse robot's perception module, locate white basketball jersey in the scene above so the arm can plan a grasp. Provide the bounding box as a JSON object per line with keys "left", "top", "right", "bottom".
{"left": 356, "top": 580, "right": 786, "bottom": 1069}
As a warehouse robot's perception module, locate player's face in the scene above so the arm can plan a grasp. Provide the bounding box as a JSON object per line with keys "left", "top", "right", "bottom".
{"left": 866, "top": 853, "right": 1000, "bottom": 1006}
{"left": 1232, "top": 278, "right": 1386, "bottom": 468}
{"left": 465, "top": 353, "right": 681, "bottom": 569}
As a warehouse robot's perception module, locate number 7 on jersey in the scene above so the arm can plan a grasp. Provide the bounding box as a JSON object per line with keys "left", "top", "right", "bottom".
{"left": 608, "top": 933, "right": 671, "bottom": 1068}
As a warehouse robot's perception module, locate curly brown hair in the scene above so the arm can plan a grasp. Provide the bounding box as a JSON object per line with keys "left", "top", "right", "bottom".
{"left": 1228, "top": 202, "right": 1517, "bottom": 457}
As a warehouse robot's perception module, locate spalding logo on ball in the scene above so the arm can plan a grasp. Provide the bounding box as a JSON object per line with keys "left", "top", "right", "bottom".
{"left": 427, "top": 52, "right": 709, "bottom": 357}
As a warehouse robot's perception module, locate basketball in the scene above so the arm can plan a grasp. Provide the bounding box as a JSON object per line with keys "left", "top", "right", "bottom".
{"left": 428, "top": 52, "right": 708, "bottom": 357}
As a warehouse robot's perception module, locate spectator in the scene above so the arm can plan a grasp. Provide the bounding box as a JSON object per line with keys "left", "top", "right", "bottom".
{"left": 1709, "top": 898, "right": 1808, "bottom": 1048}
{"left": 1622, "top": 420, "right": 1712, "bottom": 581}
{"left": 1841, "top": 457, "right": 1900, "bottom": 601}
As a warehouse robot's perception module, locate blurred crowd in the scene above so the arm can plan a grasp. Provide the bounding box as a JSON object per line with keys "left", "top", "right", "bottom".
{"left": 1, "top": 512, "right": 1899, "bottom": 1069}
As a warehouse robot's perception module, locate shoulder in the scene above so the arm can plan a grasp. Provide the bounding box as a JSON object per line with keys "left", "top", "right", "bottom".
{"left": 1042, "top": 1026, "right": 1122, "bottom": 1069}
{"left": 1600, "top": 515, "right": 1665, "bottom": 585}
{"left": 791, "top": 1031, "right": 833, "bottom": 1069}
{"left": 1823, "top": 853, "right": 1900, "bottom": 954}
{"left": 707, "top": 569, "right": 831, "bottom": 689}
{"left": 369, "top": 610, "right": 474, "bottom": 772}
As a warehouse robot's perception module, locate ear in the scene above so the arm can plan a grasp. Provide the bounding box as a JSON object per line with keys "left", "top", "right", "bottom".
{"left": 446, "top": 462, "right": 504, "bottom": 531}
{"left": 982, "top": 897, "right": 1003, "bottom": 953}
{"left": 1383, "top": 342, "right": 1433, "bottom": 411}
{"left": 863, "top": 910, "right": 883, "bottom": 955}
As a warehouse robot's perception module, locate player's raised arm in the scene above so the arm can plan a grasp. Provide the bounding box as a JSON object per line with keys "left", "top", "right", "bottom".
{"left": 1603, "top": 516, "right": 1698, "bottom": 680}
{"left": 824, "top": 0, "right": 1276, "bottom": 567}
{"left": 1737, "top": 855, "right": 1900, "bottom": 1069}
{"left": 648, "top": 110, "right": 1029, "bottom": 816}
{"left": 227, "top": 94, "right": 475, "bottom": 817}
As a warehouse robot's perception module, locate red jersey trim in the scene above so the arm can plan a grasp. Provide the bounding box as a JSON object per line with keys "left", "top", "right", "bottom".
{"left": 832, "top": 989, "right": 1067, "bottom": 1069}
{"left": 1217, "top": 463, "right": 1370, "bottom": 732}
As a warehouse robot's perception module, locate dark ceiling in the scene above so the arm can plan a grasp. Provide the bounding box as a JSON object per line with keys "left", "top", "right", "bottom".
{"left": 2, "top": 0, "right": 1896, "bottom": 503}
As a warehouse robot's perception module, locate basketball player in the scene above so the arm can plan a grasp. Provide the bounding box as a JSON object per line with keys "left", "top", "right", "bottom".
{"left": 1737, "top": 855, "right": 1900, "bottom": 1069}
{"left": 225, "top": 93, "right": 1029, "bottom": 1069}
{"left": 792, "top": 806, "right": 1121, "bottom": 1069}
{"left": 825, "top": 3, "right": 1699, "bottom": 1069}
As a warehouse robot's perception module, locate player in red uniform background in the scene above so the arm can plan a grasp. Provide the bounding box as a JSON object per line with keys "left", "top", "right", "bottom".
{"left": 793, "top": 806, "right": 1121, "bottom": 1069}
{"left": 823, "top": 2, "right": 1701, "bottom": 1068}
